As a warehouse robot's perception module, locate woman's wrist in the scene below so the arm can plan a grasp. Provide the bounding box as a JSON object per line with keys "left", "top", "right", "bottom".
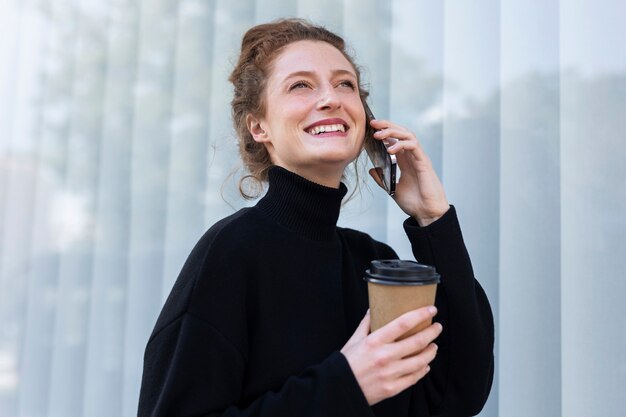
{"left": 414, "top": 205, "right": 450, "bottom": 227}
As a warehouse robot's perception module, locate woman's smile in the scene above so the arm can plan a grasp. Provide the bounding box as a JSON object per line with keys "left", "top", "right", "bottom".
{"left": 305, "top": 118, "right": 349, "bottom": 137}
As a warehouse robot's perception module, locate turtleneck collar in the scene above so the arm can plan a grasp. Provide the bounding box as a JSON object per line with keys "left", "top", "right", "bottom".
{"left": 255, "top": 166, "right": 348, "bottom": 242}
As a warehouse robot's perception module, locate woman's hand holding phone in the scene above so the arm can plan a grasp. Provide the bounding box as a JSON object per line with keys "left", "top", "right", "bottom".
{"left": 368, "top": 117, "right": 450, "bottom": 226}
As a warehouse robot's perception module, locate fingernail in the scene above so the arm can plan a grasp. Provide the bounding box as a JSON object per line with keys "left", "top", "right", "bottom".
{"left": 428, "top": 306, "right": 437, "bottom": 315}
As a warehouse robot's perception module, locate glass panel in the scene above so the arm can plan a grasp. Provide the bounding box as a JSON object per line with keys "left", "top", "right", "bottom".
{"left": 441, "top": 2, "right": 501, "bottom": 416}
{"left": 561, "top": 1, "right": 626, "bottom": 415}
{"left": 81, "top": 0, "right": 139, "bottom": 415}
{"left": 387, "top": 0, "right": 444, "bottom": 260}
{"left": 339, "top": 0, "right": 392, "bottom": 242}
{"left": 122, "top": 0, "right": 180, "bottom": 415}
{"left": 499, "top": 1, "right": 561, "bottom": 416}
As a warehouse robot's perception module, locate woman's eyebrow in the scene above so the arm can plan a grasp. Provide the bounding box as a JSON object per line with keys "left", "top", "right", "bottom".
{"left": 282, "top": 69, "right": 357, "bottom": 81}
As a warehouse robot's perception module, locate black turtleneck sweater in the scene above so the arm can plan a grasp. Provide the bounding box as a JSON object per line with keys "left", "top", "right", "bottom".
{"left": 138, "top": 166, "right": 494, "bottom": 417}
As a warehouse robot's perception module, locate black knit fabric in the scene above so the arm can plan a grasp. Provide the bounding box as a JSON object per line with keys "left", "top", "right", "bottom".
{"left": 256, "top": 166, "right": 347, "bottom": 241}
{"left": 138, "top": 166, "right": 494, "bottom": 417}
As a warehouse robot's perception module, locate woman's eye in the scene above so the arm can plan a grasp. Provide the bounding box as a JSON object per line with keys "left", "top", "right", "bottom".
{"left": 338, "top": 80, "right": 356, "bottom": 89}
{"left": 289, "top": 81, "right": 310, "bottom": 91}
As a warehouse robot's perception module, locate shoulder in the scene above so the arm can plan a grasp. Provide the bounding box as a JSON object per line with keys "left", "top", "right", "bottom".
{"left": 336, "top": 226, "right": 373, "bottom": 244}
{"left": 337, "top": 226, "right": 397, "bottom": 260}
{"left": 178, "top": 206, "right": 272, "bottom": 289}
{"left": 190, "top": 208, "right": 260, "bottom": 260}
{"left": 150, "top": 208, "right": 264, "bottom": 338}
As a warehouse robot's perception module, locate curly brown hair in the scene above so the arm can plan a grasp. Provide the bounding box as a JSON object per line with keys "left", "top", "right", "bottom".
{"left": 229, "top": 18, "right": 370, "bottom": 199}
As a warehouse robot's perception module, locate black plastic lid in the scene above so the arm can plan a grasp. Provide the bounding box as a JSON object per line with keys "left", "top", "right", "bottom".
{"left": 364, "top": 259, "right": 440, "bottom": 286}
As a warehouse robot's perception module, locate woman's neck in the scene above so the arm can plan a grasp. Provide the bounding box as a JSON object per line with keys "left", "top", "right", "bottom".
{"left": 255, "top": 166, "right": 348, "bottom": 241}
{"left": 272, "top": 163, "right": 344, "bottom": 189}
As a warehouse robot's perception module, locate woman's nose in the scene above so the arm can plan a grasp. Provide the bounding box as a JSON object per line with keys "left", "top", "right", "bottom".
{"left": 316, "top": 86, "right": 341, "bottom": 110}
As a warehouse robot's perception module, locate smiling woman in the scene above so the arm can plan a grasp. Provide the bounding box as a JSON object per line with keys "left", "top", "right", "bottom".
{"left": 246, "top": 40, "right": 366, "bottom": 188}
{"left": 137, "top": 18, "right": 494, "bottom": 417}
{"left": 227, "top": 19, "right": 372, "bottom": 199}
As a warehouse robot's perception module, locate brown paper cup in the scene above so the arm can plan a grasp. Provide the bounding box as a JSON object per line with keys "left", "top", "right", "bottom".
{"left": 367, "top": 282, "right": 437, "bottom": 338}
{"left": 364, "top": 260, "right": 440, "bottom": 340}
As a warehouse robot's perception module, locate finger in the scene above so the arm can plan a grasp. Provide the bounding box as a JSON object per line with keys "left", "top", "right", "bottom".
{"left": 370, "top": 118, "right": 411, "bottom": 133}
{"left": 391, "top": 323, "right": 442, "bottom": 360}
{"left": 388, "top": 141, "right": 432, "bottom": 172}
{"left": 372, "top": 124, "right": 414, "bottom": 142}
{"left": 382, "top": 360, "right": 433, "bottom": 398}
{"left": 395, "top": 363, "right": 432, "bottom": 389}
{"left": 387, "top": 138, "right": 428, "bottom": 161}
{"left": 386, "top": 342, "right": 438, "bottom": 379}
{"left": 386, "top": 138, "right": 422, "bottom": 155}
{"left": 357, "top": 309, "right": 371, "bottom": 336}
{"left": 371, "top": 306, "right": 437, "bottom": 344}
{"left": 372, "top": 128, "right": 429, "bottom": 163}
{"left": 392, "top": 149, "right": 418, "bottom": 177}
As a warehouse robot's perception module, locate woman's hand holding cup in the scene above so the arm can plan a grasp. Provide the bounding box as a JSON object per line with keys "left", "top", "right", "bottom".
{"left": 340, "top": 307, "right": 442, "bottom": 406}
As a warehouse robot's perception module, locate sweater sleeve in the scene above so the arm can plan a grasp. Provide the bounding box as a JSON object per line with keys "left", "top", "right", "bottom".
{"left": 137, "top": 312, "right": 373, "bottom": 417}
{"left": 403, "top": 206, "right": 494, "bottom": 416}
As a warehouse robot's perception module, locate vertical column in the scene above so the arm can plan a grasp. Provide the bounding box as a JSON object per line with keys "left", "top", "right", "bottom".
{"left": 0, "top": 0, "right": 20, "bottom": 153}
{"left": 560, "top": 0, "right": 626, "bottom": 415}
{"left": 204, "top": 0, "right": 255, "bottom": 226}
{"left": 442, "top": 2, "right": 500, "bottom": 416}
{"left": 160, "top": 0, "right": 215, "bottom": 301}
{"left": 0, "top": 1, "right": 50, "bottom": 416}
{"left": 254, "top": 0, "right": 297, "bottom": 23}
{"left": 297, "top": 0, "right": 343, "bottom": 30}
{"left": 386, "top": 0, "right": 444, "bottom": 259}
{"left": 499, "top": 1, "right": 561, "bottom": 416}
{"left": 0, "top": 1, "right": 21, "bottom": 414}
{"left": 123, "top": 0, "right": 179, "bottom": 415}
{"left": 340, "top": 0, "right": 392, "bottom": 241}
{"left": 81, "top": 0, "right": 139, "bottom": 415}
{"left": 47, "top": 0, "right": 108, "bottom": 414}
{"left": 16, "top": 0, "right": 68, "bottom": 416}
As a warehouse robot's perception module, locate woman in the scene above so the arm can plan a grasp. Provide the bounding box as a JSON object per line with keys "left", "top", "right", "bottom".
{"left": 138, "top": 18, "right": 494, "bottom": 417}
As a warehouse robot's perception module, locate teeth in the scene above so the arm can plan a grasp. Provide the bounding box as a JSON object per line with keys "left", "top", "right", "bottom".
{"left": 308, "top": 124, "right": 346, "bottom": 135}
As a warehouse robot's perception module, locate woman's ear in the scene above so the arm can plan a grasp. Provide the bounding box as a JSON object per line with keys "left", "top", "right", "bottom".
{"left": 246, "top": 114, "right": 269, "bottom": 143}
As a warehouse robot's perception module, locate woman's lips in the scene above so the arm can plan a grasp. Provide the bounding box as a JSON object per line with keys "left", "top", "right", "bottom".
{"left": 305, "top": 118, "right": 349, "bottom": 136}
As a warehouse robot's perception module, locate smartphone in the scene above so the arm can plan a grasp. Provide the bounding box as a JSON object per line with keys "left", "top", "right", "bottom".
{"left": 363, "top": 102, "right": 397, "bottom": 195}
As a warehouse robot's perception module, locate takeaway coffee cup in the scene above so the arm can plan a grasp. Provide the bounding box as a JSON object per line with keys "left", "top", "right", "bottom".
{"left": 364, "top": 260, "right": 440, "bottom": 338}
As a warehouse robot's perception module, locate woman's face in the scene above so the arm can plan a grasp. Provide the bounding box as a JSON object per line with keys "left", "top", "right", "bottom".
{"left": 248, "top": 40, "right": 366, "bottom": 186}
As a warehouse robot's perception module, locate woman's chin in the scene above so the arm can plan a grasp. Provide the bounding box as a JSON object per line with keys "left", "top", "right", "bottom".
{"left": 313, "top": 154, "right": 358, "bottom": 170}
{"left": 312, "top": 146, "right": 361, "bottom": 164}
